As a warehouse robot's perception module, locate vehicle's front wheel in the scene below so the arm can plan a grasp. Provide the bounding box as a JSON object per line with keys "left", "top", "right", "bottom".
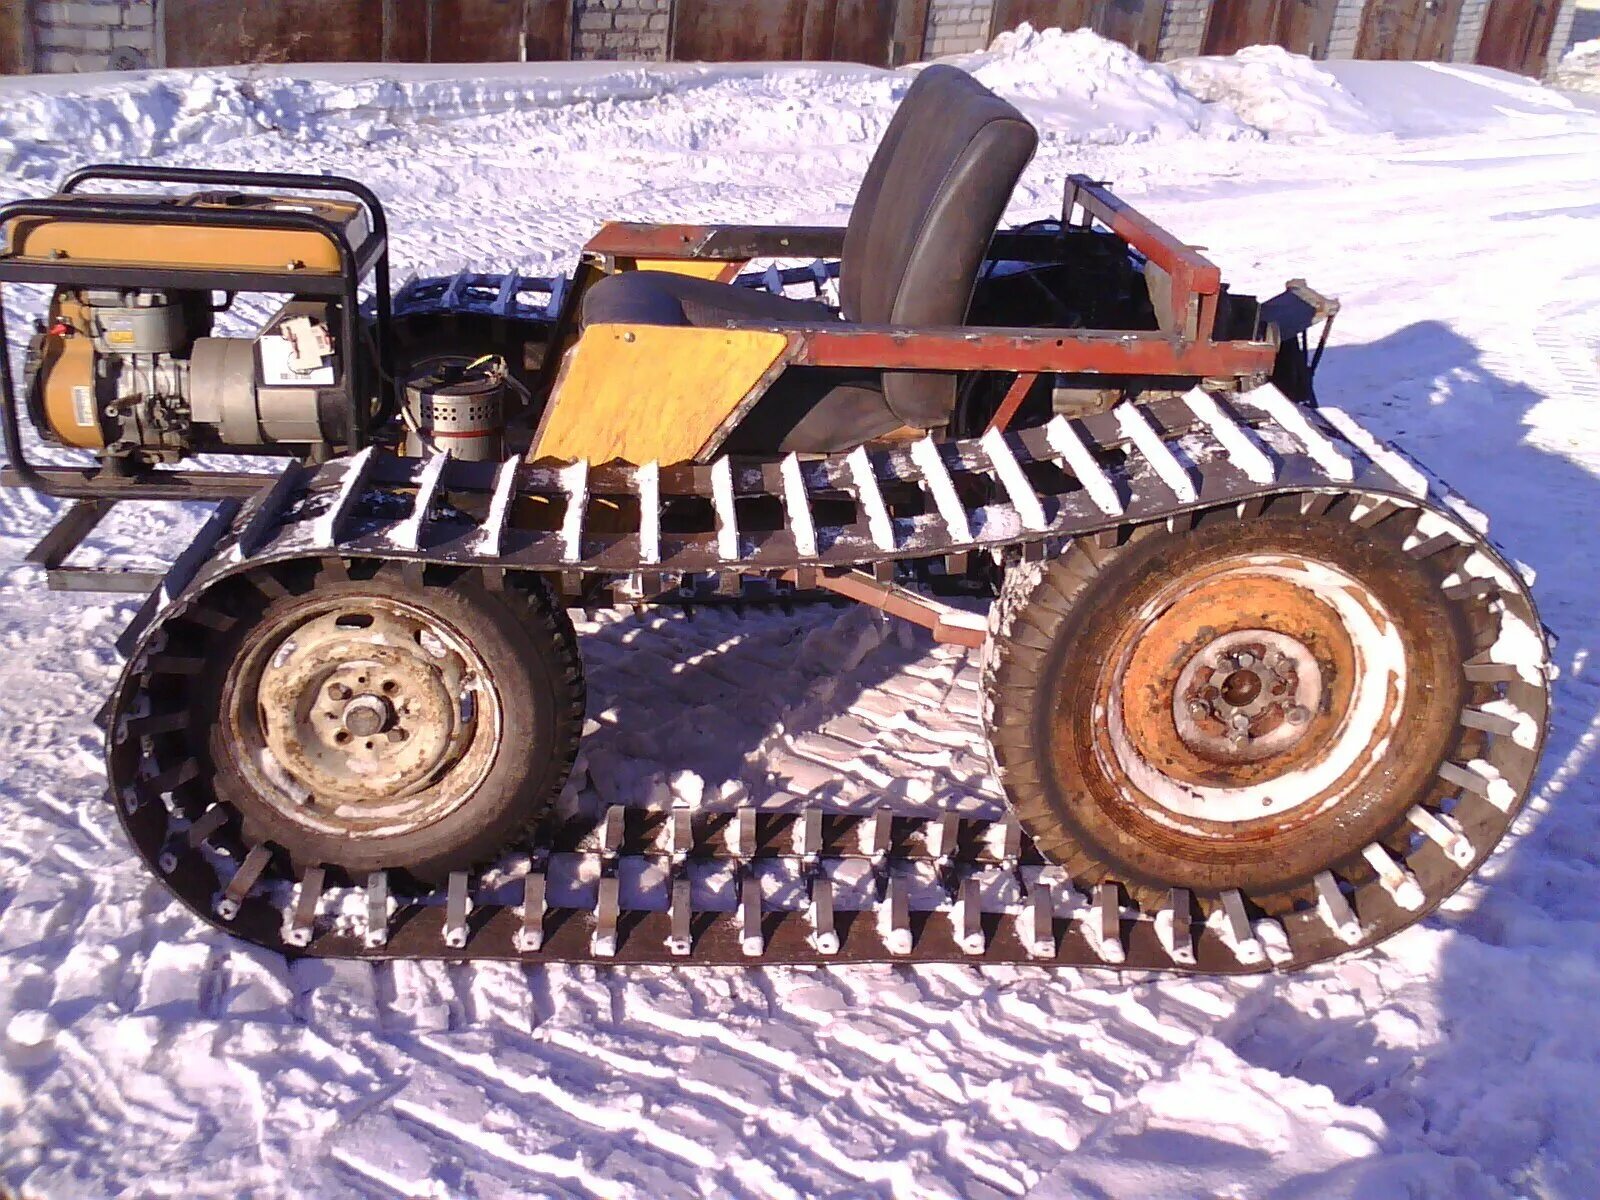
{"left": 982, "top": 497, "right": 1484, "bottom": 916}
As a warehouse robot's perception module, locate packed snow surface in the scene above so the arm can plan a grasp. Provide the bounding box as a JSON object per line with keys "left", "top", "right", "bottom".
{"left": 2, "top": 29, "right": 1600, "bottom": 1199}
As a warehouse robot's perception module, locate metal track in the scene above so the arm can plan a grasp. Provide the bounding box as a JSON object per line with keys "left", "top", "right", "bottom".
{"left": 100, "top": 385, "right": 1552, "bottom": 973}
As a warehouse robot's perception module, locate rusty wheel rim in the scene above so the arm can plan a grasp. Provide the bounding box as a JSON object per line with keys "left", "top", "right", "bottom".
{"left": 1086, "top": 552, "right": 1405, "bottom": 841}
{"left": 224, "top": 597, "right": 502, "bottom": 839}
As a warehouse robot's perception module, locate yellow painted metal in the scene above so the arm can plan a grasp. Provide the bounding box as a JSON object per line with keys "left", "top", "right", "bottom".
{"left": 532, "top": 323, "right": 793, "bottom": 465}
{"left": 3, "top": 195, "right": 364, "bottom": 274}
{"left": 38, "top": 294, "right": 103, "bottom": 450}
{"left": 617, "top": 258, "right": 744, "bottom": 282}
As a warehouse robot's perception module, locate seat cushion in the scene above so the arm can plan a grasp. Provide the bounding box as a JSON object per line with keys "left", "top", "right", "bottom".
{"left": 840, "top": 66, "right": 1037, "bottom": 428}
{"left": 580, "top": 270, "right": 902, "bottom": 456}
{"left": 582, "top": 269, "right": 834, "bottom": 328}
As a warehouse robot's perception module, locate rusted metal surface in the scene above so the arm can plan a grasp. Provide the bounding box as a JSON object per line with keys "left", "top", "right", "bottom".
{"left": 1202, "top": 0, "right": 1340, "bottom": 56}
{"left": 165, "top": 0, "right": 384, "bottom": 67}
{"left": 890, "top": 0, "right": 932, "bottom": 65}
{"left": 810, "top": 0, "right": 897, "bottom": 62}
{"left": 584, "top": 222, "right": 847, "bottom": 262}
{"left": 1113, "top": 568, "right": 1355, "bottom": 795}
{"left": 424, "top": 0, "right": 531, "bottom": 61}
{"left": 1093, "top": 0, "right": 1165, "bottom": 57}
{"left": 992, "top": 1, "right": 1098, "bottom": 39}
{"left": 671, "top": 0, "right": 903, "bottom": 65}
{"left": 790, "top": 326, "right": 1278, "bottom": 377}
{"left": 0, "top": 0, "right": 29, "bottom": 74}
{"left": 166, "top": 0, "right": 564, "bottom": 66}
{"left": 1475, "top": 0, "right": 1560, "bottom": 76}
{"left": 985, "top": 373, "right": 1040, "bottom": 434}
{"left": 1356, "top": 0, "right": 1465, "bottom": 60}
{"left": 804, "top": 569, "right": 988, "bottom": 647}
{"left": 672, "top": 0, "right": 810, "bottom": 62}
{"left": 1065, "top": 176, "right": 1222, "bottom": 339}
{"left": 225, "top": 594, "right": 500, "bottom": 847}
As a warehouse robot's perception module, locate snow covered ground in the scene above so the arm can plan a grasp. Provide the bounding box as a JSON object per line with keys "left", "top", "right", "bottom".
{"left": 2, "top": 27, "right": 1600, "bottom": 1198}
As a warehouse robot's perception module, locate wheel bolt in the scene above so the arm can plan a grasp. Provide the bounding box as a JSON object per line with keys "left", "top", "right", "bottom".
{"left": 386, "top": 728, "right": 408, "bottom": 744}
{"left": 1236, "top": 652, "right": 1256, "bottom": 668}
{"left": 1286, "top": 705, "right": 1311, "bottom": 725}
{"left": 327, "top": 682, "right": 352, "bottom": 701}
{"left": 1188, "top": 698, "right": 1211, "bottom": 718}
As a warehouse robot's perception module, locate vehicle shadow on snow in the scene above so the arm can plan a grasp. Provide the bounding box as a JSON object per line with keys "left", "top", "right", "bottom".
{"left": 574, "top": 595, "right": 993, "bottom": 820}
{"left": 1043, "top": 320, "right": 1600, "bottom": 1200}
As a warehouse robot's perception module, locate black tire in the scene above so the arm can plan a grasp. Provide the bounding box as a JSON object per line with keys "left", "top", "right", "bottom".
{"left": 190, "top": 560, "right": 584, "bottom": 884}
{"left": 982, "top": 497, "right": 1487, "bottom": 913}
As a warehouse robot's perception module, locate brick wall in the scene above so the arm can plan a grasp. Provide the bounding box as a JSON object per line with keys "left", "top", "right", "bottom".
{"left": 1546, "top": 0, "right": 1582, "bottom": 71}
{"left": 571, "top": 0, "right": 671, "bottom": 61}
{"left": 1451, "top": 0, "right": 1492, "bottom": 62}
{"left": 32, "top": 0, "right": 158, "bottom": 73}
{"left": 924, "top": 0, "right": 995, "bottom": 57}
{"left": 1156, "top": 0, "right": 1209, "bottom": 58}
{"left": 1324, "top": 0, "right": 1368, "bottom": 58}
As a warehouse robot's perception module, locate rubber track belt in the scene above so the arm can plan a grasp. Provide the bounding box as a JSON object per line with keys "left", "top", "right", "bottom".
{"left": 101, "top": 385, "right": 1552, "bottom": 973}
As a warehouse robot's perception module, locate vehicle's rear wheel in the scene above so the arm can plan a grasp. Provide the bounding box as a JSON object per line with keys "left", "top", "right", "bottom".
{"left": 982, "top": 497, "right": 1484, "bottom": 915}
{"left": 192, "top": 561, "right": 584, "bottom": 885}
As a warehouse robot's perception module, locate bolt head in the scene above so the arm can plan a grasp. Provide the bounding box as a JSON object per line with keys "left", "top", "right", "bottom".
{"left": 1235, "top": 652, "right": 1256, "bottom": 669}
{"left": 1286, "top": 705, "right": 1312, "bottom": 726}
{"left": 1187, "top": 698, "right": 1211, "bottom": 718}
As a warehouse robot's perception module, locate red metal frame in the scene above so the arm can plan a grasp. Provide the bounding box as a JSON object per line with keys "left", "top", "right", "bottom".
{"left": 575, "top": 177, "right": 1276, "bottom": 384}
{"left": 1063, "top": 174, "right": 1223, "bottom": 341}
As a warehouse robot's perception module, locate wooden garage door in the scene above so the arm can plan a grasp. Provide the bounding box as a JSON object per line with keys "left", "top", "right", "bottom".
{"left": 990, "top": 0, "right": 1165, "bottom": 59}
{"left": 1202, "top": 0, "right": 1340, "bottom": 57}
{"left": 1356, "top": 0, "right": 1465, "bottom": 60}
{"left": 670, "top": 0, "right": 906, "bottom": 64}
{"left": 1476, "top": 0, "right": 1559, "bottom": 76}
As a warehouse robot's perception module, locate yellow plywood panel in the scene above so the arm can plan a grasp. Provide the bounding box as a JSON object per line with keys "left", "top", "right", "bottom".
{"left": 533, "top": 324, "right": 793, "bottom": 465}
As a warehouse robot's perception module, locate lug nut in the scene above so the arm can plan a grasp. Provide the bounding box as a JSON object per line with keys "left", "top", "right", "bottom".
{"left": 327, "top": 682, "right": 353, "bottom": 701}
{"left": 1236, "top": 652, "right": 1256, "bottom": 668}
{"left": 1286, "top": 705, "right": 1311, "bottom": 725}
{"left": 386, "top": 728, "right": 408, "bottom": 744}
{"left": 1188, "top": 699, "right": 1211, "bottom": 718}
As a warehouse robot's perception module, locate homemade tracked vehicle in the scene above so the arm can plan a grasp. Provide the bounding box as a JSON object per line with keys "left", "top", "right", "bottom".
{"left": 0, "top": 68, "right": 1549, "bottom": 972}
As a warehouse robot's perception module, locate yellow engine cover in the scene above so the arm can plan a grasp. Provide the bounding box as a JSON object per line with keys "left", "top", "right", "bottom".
{"left": 35, "top": 294, "right": 103, "bottom": 450}
{"left": 2, "top": 192, "right": 368, "bottom": 275}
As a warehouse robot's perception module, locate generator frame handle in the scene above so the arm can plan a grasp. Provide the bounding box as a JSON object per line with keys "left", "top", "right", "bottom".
{"left": 0, "top": 167, "right": 399, "bottom": 501}
{"left": 61, "top": 163, "right": 396, "bottom": 420}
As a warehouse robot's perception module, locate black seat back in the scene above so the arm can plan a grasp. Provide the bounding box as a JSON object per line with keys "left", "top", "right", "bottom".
{"left": 840, "top": 65, "right": 1038, "bottom": 429}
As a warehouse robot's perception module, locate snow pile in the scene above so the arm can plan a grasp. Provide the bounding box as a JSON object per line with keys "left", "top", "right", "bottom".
{"left": 0, "top": 61, "right": 891, "bottom": 182}
{"left": 1552, "top": 37, "right": 1600, "bottom": 94}
{"left": 3, "top": 28, "right": 1588, "bottom": 185}
{"left": 1170, "top": 44, "right": 1384, "bottom": 139}
{"left": 953, "top": 24, "right": 1251, "bottom": 143}
{"left": 1322, "top": 58, "right": 1592, "bottom": 137}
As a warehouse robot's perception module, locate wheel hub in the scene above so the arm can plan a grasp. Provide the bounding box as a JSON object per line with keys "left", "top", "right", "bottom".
{"left": 1174, "top": 629, "right": 1322, "bottom": 760}
{"left": 228, "top": 596, "right": 502, "bottom": 839}
{"left": 1100, "top": 555, "right": 1404, "bottom": 828}
{"left": 341, "top": 693, "right": 395, "bottom": 738}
